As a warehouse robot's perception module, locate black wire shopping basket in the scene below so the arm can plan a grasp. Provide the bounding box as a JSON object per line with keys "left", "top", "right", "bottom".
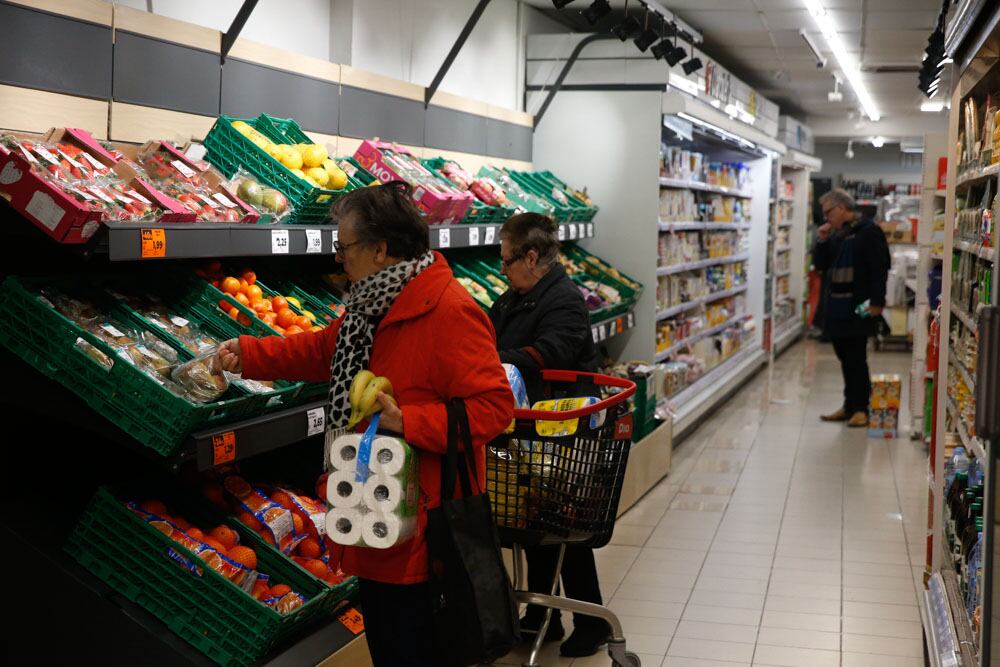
{"left": 487, "top": 370, "right": 636, "bottom": 549}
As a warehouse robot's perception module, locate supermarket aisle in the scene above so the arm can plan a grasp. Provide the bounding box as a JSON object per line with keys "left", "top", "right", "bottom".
{"left": 500, "top": 339, "right": 926, "bottom": 666}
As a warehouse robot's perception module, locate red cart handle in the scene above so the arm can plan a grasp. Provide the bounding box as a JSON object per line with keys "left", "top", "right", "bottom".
{"left": 511, "top": 371, "right": 636, "bottom": 421}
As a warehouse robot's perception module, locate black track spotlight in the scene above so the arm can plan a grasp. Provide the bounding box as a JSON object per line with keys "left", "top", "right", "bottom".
{"left": 666, "top": 44, "right": 687, "bottom": 66}
{"left": 650, "top": 38, "right": 673, "bottom": 60}
{"left": 682, "top": 56, "right": 704, "bottom": 75}
{"left": 612, "top": 15, "right": 641, "bottom": 41}
{"left": 551, "top": 0, "right": 576, "bottom": 8}
{"left": 634, "top": 27, "right": 658, "bottom": 52}
{"left": 582, "top": 0, "right": 611, "bottom": 25}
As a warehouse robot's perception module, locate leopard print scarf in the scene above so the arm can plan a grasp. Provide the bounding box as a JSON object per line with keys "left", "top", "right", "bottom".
{"left": 324, "top": 251, "right": 435, "bottom": 454}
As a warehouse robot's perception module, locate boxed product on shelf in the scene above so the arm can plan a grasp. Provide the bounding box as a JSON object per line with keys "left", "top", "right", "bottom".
{"left": 477, "top": 165, "right": 556, "bottom": 218}
{"left": 659, "top": 189, "right": 699, "bottom": 221}
{"left": 354, "top": 140, "right": 473, "bottom": 223}
{"left": 421, "top": 156, "right": 517, "bottom": 224}
{"left": 660, "top": 145, "right": 750, "bottom": 190}
{"left": 68, "top": 479, "right": 355, "bottom": 667}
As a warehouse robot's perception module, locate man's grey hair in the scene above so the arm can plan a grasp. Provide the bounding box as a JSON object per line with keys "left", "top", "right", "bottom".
{"left": 819, "top": 188, "right": 856, "bottom": 211}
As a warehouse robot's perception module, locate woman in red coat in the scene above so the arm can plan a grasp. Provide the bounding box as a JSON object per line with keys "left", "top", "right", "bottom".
{"left": 215, "top": 182, "right": 514, "bottom": 666}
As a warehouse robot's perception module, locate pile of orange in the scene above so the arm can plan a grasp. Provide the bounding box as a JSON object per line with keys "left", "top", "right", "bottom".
{"left": 136, "top": 499, "right": 302, "bottom": 604}
{"left": 196, "top": 263, "right": 325, "bottom": 336}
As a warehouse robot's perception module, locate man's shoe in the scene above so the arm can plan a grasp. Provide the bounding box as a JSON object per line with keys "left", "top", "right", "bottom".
{"left": 519, "top": 609, "right": 565, "bottom": 643}
{"left": 847, "top": 412, "right": 869, "bottom": 427}
{"left": 820, "top": 408, "right": 848, "bottom": 422}
{"left": 559, "top": 622, "right": 612, "bottom": 657}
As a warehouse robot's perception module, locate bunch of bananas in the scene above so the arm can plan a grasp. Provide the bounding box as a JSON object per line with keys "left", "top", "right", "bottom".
{"left": 346, "top": 370, "right": 396, "bottom": 429}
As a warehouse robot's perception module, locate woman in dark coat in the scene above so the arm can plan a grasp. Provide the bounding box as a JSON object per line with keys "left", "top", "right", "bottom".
{"left": 488, "top": 213, "right": 610, "bottom": 658}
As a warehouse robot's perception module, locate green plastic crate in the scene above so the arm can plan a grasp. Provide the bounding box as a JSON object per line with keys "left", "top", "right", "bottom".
{"left": 202, "top": 116, "right": 353, "bottom": 225}
{"left": 0, "top": 277, "right": 269, "bottom": 456}
{"left": 421, "top": 157, "right": 517, "bottom": 225}
{"left": 502, "top": 170, "right": 575, "bottom": 222}
{"left": 531, "top": 170, "right": 599, "bottom": 222}
{"left": 67, "top": 482, "right": 355, "bottom": 667}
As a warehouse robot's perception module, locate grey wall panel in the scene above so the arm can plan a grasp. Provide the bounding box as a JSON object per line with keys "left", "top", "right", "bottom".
{"left": 424, "top": 106, "right": 487, "bottom": 156}
{"left": 0, "top": 2, "right": 112, "bottom": 99}
{"left": 221, "top": 59, "right": 338, "bottom": 135}
{"left": 487, "top": 119, "right": 532, "bottom": 162}
{"left": 339, "top": 86, "right": 424, "bottom": 146}
{"left": 113, "top": 32, "right": 220, "bottom": 117}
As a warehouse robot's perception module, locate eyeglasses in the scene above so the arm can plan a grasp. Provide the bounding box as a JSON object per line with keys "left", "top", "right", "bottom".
{"left": 334, "top": 239, "right": 363, "bottom": 255}
{"left": 821, "top": 205, "right": 840, "bottom": 217}
{"left": 500, "top": 253, "right": 523, "bottom": 269}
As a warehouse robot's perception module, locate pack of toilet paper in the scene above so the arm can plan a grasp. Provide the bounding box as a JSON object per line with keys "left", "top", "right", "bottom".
{"left": 324, "top": 422, "right": 419, "bottom": 549}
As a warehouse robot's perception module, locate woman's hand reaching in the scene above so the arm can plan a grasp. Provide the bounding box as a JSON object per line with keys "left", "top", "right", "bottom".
{"left": 214, "top": 338, "right": 243, "bottom": 374}
{"left": 376, "top": 392, "right": 403, "bottom": 434}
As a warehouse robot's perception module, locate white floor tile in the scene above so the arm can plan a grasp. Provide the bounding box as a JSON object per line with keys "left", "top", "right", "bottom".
{"left": 760, "top": 610, "right": 841, "bottom": 632}
{"left": 694, "top": 576, "right": 769, "bottom": 596}
{"left": 681, "top": 604, "right": 762, "bottom": 626}
{"left": 687, "top": 589, "right": 765, "bottom": 610}
{"left": 667, "top": 637, "right": 755, "bottom": 663}
{"left": 608, "top": 599, "right": 685, "bottom": 620}
{"left": 842, "top": 601, "right": 920, "bottom": 622}
{"left": 661, "top": 657, "right": 750, "bottom": 667}
{"left": 752, "top": 644, "right": 840, "bottom": 667}
{"left": 764, "top": 580, "right": 840, "bottom": 601}
{"left": 841, "top": 617, "right": 922, "bottom": 639}
{"left": 755, "top": 626, "right": 840, "bottom": 651}
{"left": 763, "top": 595, "right": 841, "bottom": 616}
{"left": 614, "top": 584, "right": 693, "bottom": 604}
{"left": 842, "top": 586, "right": 917, "bottom": 606}
{"left": 841, "top": 633, "right": 924, "bottom": 657}
{"left": 673, "top": 620, "right": 760, "bottom": 644}
{"left": 840, "top": 653, "right": 924, "bottom": 667}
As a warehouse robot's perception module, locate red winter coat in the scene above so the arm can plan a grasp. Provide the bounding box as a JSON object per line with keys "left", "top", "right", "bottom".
{"left": 239, "top": 252, "right": 514, "bottom": 584}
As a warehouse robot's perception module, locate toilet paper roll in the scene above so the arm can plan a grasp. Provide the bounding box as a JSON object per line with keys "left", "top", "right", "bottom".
{"left": 368, "top": 437, "right": 411, "bottom": 476}
{"left": 361, "top": 511, "right": 416, "bottom": 549}
{"left": 325, "top": 508, "right": 366, "bottom": 546}
{"left": 326, "top": 470, "right": 364, "bottom": 508}
{"left": 362, "top": 474, "right": 404, "bottom": 513}
{"left": 328, "top": 434, "right": 362, "bottom": 470}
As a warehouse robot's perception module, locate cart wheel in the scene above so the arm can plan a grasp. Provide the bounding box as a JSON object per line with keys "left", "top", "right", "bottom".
{"left": 614, "top": 651, "right": 641, "bottom": 667}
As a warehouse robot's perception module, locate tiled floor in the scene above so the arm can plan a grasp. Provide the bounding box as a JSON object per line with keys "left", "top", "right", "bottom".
{"left": 498, "top": 339, "right": 927, "bottom": 666}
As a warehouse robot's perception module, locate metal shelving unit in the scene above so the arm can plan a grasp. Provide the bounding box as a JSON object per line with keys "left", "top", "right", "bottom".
{"left": 655, "top": 253, "right": 750, "bottom": 276}
{"left": 654, "top": 313, "right": 747, "bottom": 362}
{"left": 655, "top": 285, "right": 748, "bottom": 321}
{"left": 658, "top": 177, "right": 753, "bottom": 199}
{"left": 657, "top": 220, "right": 751, "bottom": 232}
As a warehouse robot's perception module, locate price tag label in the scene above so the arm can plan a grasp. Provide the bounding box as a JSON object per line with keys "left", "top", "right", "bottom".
{"left": 438, "top": 228, "right": 451, "bottom": 248}
{"left": 271, "top": 229, "right": 290, "bottom": 254}
{"left": 19, "top": 145, "right": 39, "bottom": 164}
{"left": 81, "top": 152, "right": 105, "bottom": 170}
{"left": 141, "top": 228, "right": 166, "bottom": 258}
{"left": 591, "top": 326, "right": 599, "bottom": 343}
{"left": 468, "top": 227, "right": 480, "bottom": 246}
{"left": 101, "top": 324, "right": 125, "bottom": 337}
{"left": 170, "top": 159, "right": 196, "bottom": 178}
{"left": 306, "top": 229, "right": 322, "bottom": 254}
{"left": 127, "top": 190, "right": 152, "bottom": 205}
{"left": 212, "top": 431, "right": 237, "bottom": 465}
{"left": 33, "top": 146, "right": 61, "bottom": 165}
{"left": 558, "top": 225, "right": 566, "bottom": 241}
{"left": 587, "top": 223, "right": 594, "bottom": 237}
{"left": 338, "top": 607, "right": 365, "bottom": 635}
{"left": 88, "top": 187, "right": 115, "bottom": 204}
{"left": 57, "top": 149, "right": 84, "bottom": 170}
{"left": 306, "top": 407, "right": 325, "bottom": 436}
{"left": 213, "top": 192, "right": 238, "bottom": 208}
{"left": 170, "top": 315, "right": 190, "bottom": 327}
{"left": 71, "top": 187, "right": 96, "bottom": 201}
{"left": 598, "top": 324, "right": 607, "bottom": 341}
{"left": 484, "top": 226, "right": 496, "bottom": 245}
{"left": 198, "top": 193, "right": 222, "bottom": 209}
{"left": 627, "top": 311, "right": 635, "bottom": 328}
{"left": 331, "top": 228, "right": 339, "bottom": 244}
{"left": 568, "top": 224, "right": 577, "bottom": 239}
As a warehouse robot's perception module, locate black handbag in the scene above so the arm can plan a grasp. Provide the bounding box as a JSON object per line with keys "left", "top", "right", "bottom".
{"left": 426, "top": 398, "right": 520, "bottom": 666}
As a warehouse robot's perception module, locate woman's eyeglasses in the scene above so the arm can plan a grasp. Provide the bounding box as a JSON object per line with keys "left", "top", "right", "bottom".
{"left": 500, "top": 253, "right": 523, "bottom": 269}
{"left": 334, "top": 239, "right": 363, "bottom": 255}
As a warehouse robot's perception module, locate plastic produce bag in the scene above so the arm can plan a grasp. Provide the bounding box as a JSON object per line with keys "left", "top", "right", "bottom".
{"left": 228, "top": 168, "right": 292, "bottom": 223}
{"left": 172, "top": 351, "right": 230, "bottom": 403}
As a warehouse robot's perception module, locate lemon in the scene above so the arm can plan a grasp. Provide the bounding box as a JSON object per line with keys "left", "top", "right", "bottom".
{"left": 251, "top": 137, "right": 271, "bottom": 151}
{"left": 291, "top": 168, "right": 307, "bottom": 179}
{"left": 232, "top": 120, "right": 253, "bottom": 136}
{"left": 286, "top": 296, "right": 302, "bottom": 309}
{"left": 305, "top": 167, "right": 330, "bottom": 187}
{"left": 280, "top": 149, "right": 303, "bottom": 171}
{"left": 303, "top": 144, "right": 327, "bottom": 168}
{"left": 301, "top": 310, "right": 317, "bottom": 322}
{"left": 327, "top": 167, "right": 348, "bottom": 190}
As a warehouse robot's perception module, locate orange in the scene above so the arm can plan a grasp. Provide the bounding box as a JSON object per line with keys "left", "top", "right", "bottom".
{"left": 270, "top": 491, "right": 293, "bottom": 509}
{"left": 187, "top": 527, "right": 205, "bottom": 542}
{"left": 246, "top": 284, "right": 263, "bottom": 302}
{"left": 250, "top": 299, "right": 268, "bottom": 313}
{"left": 252, "top": 579, "right": 270, "bottom": 600}
{"left": 241, "top": 270, "right": 256, "bottom": 286}
{"left": 172, "top": 516, "right": 192, "bottom": 531}
{"left": 227, "top": 545, "right": 258, "bottom": 570}
{"left": 237, "top": 511, "right": 261, "bottom": 530}
{"left": 202, "top": 537, "right": 227, "bottom": 553}
{"left": 275, "top": 308, "right": 296, "bottom": 329}
{"left": 210, "top": 525, "right": 239, "bottom": 550}
{"left": 269, "top": 584, "right": 292, "bottom": 598}
{"left": 239, "top": 279, "right": 250, "bottom": 295}
{"left": 323, "top": 572, "right": 344, "bottom": 586}
{"left": 237, "top": 313, "right": 251, "bottom": 327}
{"left": 256, "top": 527, "right": 276, "bottom": 546}
{"left": 211, "top": 279, "right": 220, "bottom": 290}
{"left": 235, "top": 292, "right": 250, "bottom": 307}
{"left": 291, "top": 513, "right": 305, "bottom": 534}
{"left": 139, "top": 500, "right": 168, "bottom": 516}
{"left": 262, "top": 312, "right": 278, "bottom": 325}
{"left": 228, "top": 307, "right": 240, "bottom": 321}
{"left": 271, "top": 295, "right": 288, "bottom": 312}
{"left": 221, "top": 277, "right": 241, "bottom": 295}
{"left": 302, "top": 559, "right": 328, "bottom": 579}
{"left": 315, "top": 473, "right": 329, "bottom": 500}
{"left": 284, "top": 325, "right": 304, "bottom": 335}
{"left": 298, "top": 537, "right": 321, "bottom": 559}
{"left": 293, "top": 315, "right": 311, "bottom": 331}
{"left": 272, "top": 326, "right": 286, "bottom": 336}
{"left": 218, "top": 298, "right": 232, "bottom": 312}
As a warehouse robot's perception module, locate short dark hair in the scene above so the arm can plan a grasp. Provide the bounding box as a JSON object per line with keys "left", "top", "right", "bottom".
{"left": 329, "top": 181, "right": 430, "bottom": 259}
{"left": 500, "top": 213, "right": 559, "bottom": 266}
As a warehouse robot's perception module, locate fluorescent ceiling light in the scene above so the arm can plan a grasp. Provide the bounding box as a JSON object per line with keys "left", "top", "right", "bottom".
{"left": 871, "top": 136, "right": 885, "bottom": 148}
{"left": 921, "top": 100, "right": 945, "bottom": 112}
{"left": 803, "top": 0, "right": 881, "bottom": 122}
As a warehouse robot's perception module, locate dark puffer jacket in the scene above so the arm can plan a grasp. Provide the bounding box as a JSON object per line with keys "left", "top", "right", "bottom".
{"left": 488, "top": 264, "right": 599, "bottom": 402}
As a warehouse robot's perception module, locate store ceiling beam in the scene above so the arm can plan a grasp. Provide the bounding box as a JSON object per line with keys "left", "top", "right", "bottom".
{"left": 220, "top": 0, "right": 260, "bottom": 64}
{"left": 533, "top": 33, "right": 617, "bottom": 130}
{"left": 424, "top": 0, "right": 492, "bottom": 108}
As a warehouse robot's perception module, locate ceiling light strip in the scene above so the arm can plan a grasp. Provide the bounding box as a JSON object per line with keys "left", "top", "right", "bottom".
{"left": 802, "top": 0, "right": 881, "bottom": 122}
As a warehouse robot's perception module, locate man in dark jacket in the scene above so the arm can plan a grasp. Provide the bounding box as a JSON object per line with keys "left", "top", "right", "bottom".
{"left": 488, "top": 213, "right": 608, "bottom": 658}
{"left": 813, "top": 188, "right": 890, "bottom": 427}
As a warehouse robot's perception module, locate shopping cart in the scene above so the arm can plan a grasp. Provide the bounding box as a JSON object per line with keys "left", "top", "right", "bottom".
{"left": 487, "top": 370, "right": 639, "bottom": 667}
